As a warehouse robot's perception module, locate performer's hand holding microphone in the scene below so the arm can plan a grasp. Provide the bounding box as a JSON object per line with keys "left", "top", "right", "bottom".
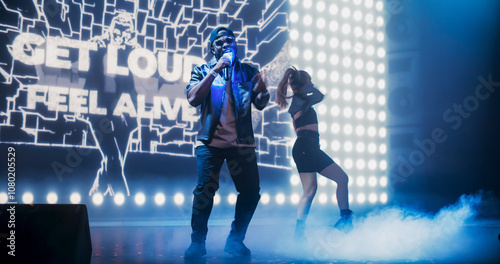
{"left": 221, "top": 49, "right": 233, "bottom": 81}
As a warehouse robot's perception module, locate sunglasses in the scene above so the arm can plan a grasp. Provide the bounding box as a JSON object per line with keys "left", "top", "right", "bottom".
{"left": 214, "top": 37, "right": 235, "bottom": 47}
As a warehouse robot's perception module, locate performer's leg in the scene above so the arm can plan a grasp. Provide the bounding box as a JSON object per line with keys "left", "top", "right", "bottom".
{"left": 319, "top": 163, "right": 349, "bottom": 210}
{"left": 226, "top": 147, "right": 260, "bottom": 243}
{"left": 294, "top": 172, "right": 317, "bottom": 239}
{"left": 190, "top": 146, "right": 224, "bottom": 243}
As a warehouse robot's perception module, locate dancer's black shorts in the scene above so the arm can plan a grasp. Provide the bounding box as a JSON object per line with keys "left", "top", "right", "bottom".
{"left": 292, "top": 130, "right": 335, "bottom": 173}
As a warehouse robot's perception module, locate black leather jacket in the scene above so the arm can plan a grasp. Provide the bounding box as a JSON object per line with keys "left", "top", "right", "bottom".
{"left": 186, "top": 57, "right": 269, "bottom": 145}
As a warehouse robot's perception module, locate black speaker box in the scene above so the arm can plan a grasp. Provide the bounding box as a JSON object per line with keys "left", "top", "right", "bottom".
{"left": 0, "top": 204, "right": 92, "bottom": 264}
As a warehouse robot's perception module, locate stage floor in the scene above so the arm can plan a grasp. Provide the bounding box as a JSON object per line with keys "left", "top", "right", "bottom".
{"left": 89, "top": 218, "right": 500, "bottom": 264}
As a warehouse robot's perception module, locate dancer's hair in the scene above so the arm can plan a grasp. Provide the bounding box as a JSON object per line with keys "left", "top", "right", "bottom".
{"left": 276, "top": 67, "right": 311, "bottom": 109}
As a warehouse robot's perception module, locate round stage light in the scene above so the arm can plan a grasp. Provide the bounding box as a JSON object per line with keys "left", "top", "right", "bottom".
{"left": 365, "top": 13, "right": 374, "bottom": 24}
{"left": 331, "top": 140, "right": 341, "bottom": 151}
{"left": 341, "top": 7, "right": 351, "bottom": 18}
{"left": 357, "top": 193, "right": 366, "bottom": 204}
{"left": 357, "top": 176, "right": 366, "bottom": 187}
{"left": 343, "top": 107, "right": 353, "bottom": 118}
{"left": 367, "top": 77, "right": 375, "bottom": 88}
{"left": 342, "top": 40, "right": 352, "bottom": 52}
{"left": 303, "top": 32, "right": 313, "bottom": 43}
{"left": 380, "top": 143, "right": 387, "bottom": 154}
{"left": 303, "top": 0, "right": 312, "bottom": 9}
{"left": 303, "top": 49, "right": 313, "bottom": 61}
{"left": 380, "top": 160, "right": 388, "bottom": 171}
{"left": 23, "top": 192, "right": 34, "bottom": 204}
{"left": 344, "top": 158, "right": 354, "bottom": 169}
{"left": 316, "top": 18, "right": 326, "bottom": 29}
{"left": 214, "top": 193, "right": 221, "bottom": 205}
{"left": 378, "top": 95, "right": 386, "bottom": 105}
{"left": 355, "top": 108, "right": 365, "bottom": 119}
{"left": 344, "top": 141, "right": 353, "bottom": 153}
{"left": 319, "top": 121, "right": 327, "bottom": 133}
{"left": 154, "top": 193, "right": 166, "bottom": 206}
{"left": 290, "top": 47, "right": 299, "bottom": 58}
{"left": 366, "top": 28, "right": 375, "bottom": 40}
{"left": 276, "top": 193, "right": 285, "bottom": 205}
{"left": 331, "top": 194, "right": 338, "bottom": 204}
{"left": 289, "top": 12, "right": 299, "bottom": 23}
{"left": 366, "top": 45, "right": 375, "bottom": 56}
{"left": 366, "top": 61, "right": 375, "bottom": 72}
{"left": 134, "top": 192, "right": 146, "bottom": 206}
{"left": 380, "top": 193, "right": 388, "bottom": 204}
{"left": 261, "top": 193, "right": 270, "bottom": 205}
{"left": 369, "top": 193, "right": 378, "bottom": 204}
{"left": 356, "top": 125, "right": 365, "bottom": 136}
{"left": 368, "top": 126, "right": 377, "bottom": 137}
{"left": 343, "top": 124, "right": 353, "bottom": 135}
{"left": 365, "top": 0, "right": 374, "bottom": 8}
{"left": 355, "top": 59, "right": 364, "bottom": 70}
{"left": 349, "top": 194, "right": 354, "bottom": 203}
{"left": 0, "top": 192, "right": 8, "bottom": 204}
{"left": 318, "top": 193, "right": 328, "bottom": 204}
{"left": 367, "top": 110, "right": 376, "bottom": 120}
{"left": 174, "top": 193, "right": 185, "bottom": 205}
{"left": 377, "top": 32, "right": 385, "bottom": 42}
{"left": 92, "top": 193, "right": 103, "bottom": 206}
{"left": 369, "top": 176, "right": 378, "bottom": 187}
{"left": 291, "top": 193, "right": 300, "bottom": 204}
{"left": 356, "top": 142, "right": 365, "bottom": 153}
{"left": 114, "top": 192, "right": 125, "bottom": 206}
{"left": 331, "top": 106, "right": 340, "bottom": 117}
{"left": 368, "top": 143, "right": 377, "bottom": 153}
{"left": 378, "top": 79, "right": 386, "bottom": 89}
{"left": 376, "top": 16, "right": 385, "bottom": 27}
{"left": 353, "top": 10, "right": 362, "bottom": 21}
{"left": 70, "top": 192, "right": 81, "bottom": 204}
{"left": 380, "top": 176, "right": 388, "bottom": 187}
{"left": 319, "top": 177, "right": 328, "bottom": 186}
{"left": 356, "top": 159, "right": 366, "bottom": 170}
{"left": 341, "top": 23, "right": 351, "bottom": 35}
{"left": 379, "top": 127, "right": 387, "bottom": 137}
{"left": 303, "top": 15, "right": 313, "bottom": 26}
{"left": 329, "top": 4, "right": 338, "bottom": 15}
{"left": 289, "top": 29, "right": 299, "bottom": 40}
{"left": 316, "top": 1, "right": 326, "bottom": 12}
{"left": 290, "top": 174, "right": 301, "bottom": 186}
{"left": 377, "top": 63, "right": 385, "bottom": 73}
{"left": 228, "top": 193, "right": 237, "bottom": 205}
{"left": 377, "top": 47, "right": 386, "bottom": 58}
{"left": 368, "top": 159, "right": 377, "bottom": 170}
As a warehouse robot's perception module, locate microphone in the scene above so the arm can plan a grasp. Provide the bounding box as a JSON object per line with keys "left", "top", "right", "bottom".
{"left": 222, "top": 50, "right": 233, "bottom": 81}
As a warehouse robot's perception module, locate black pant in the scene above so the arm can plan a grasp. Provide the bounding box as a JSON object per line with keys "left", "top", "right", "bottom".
{"left": 190, "top": 145, "right": 261, "bottom": 243}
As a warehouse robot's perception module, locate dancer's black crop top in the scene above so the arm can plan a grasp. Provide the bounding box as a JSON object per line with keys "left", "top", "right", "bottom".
{"left": 288, "top": 83, "right": 324, "bottom": 128}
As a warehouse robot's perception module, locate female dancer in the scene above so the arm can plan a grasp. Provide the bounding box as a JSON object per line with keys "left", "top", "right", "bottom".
{"left": 276, "top": 67, "right": 353, "bottom": 238}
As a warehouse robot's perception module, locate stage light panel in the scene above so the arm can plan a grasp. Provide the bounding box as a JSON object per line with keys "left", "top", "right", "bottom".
{"left": 290, "top": 174, "right": 300, "bottom": 186}
{"left": 290, "top": 0, "right": 388, "bottom": 205}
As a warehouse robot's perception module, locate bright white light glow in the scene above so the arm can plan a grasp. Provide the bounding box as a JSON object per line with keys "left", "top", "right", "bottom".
{"left": 92, "top": 192, "right": 103, "bottom": 206}
{"left": 356, "top": 159, "right": 366, "bottom": 169}
{"left": 357, "top": 176, "right": 366, "bottom": 186}
{"left": 341, "top": 7, "right": 351, "bottom": 18}
{"left": 318, "top": 193, "right": 328, "bottom": 204}
{"left": 155, "top": 193, "right": 166, "bottom": 206}
{"left": 228, "top": 193, "right": 237, "bottom": 205}
{"left": 46, "top": 192, "right": 58, "bottom": 204}
{"left": 343, "top": 124, "right": 353, "bottom": 135}
{"left": 380, "top": 192, "right": 388, "bottom": 203}
{"left": 290, "top": 12, "right": 299, "bottom": 23}
{"left": 329, "top": 21, "right": 339, "bottom": 32}
{"left": 114, "top": 192, "right": 125, "bottom": 206}
{"left": 0, "top": 193, "right": 8, "bottom": 204}
{"left": 317, "top": 36, "right": 326, "bottom": 47}
{"left": 290, "top": 47, "right": 299, "bottom": 58}
{"left": 331, "top": 140, "right": 341, "bottom": 151}
{"left": 135, "top": 192, "right": 146, "bottom": 206}
{"left": 304, "top": 49, "right": 313, "bottom": 60}
{"left": 316, "top": 1, "right": 326, "bottom": 11}
{"left": 329, "top": 4, "right": 338, "bottom": 15}
{"left": 319, "top": 177, "right": 328, "bottom": 186}
{"left": 261, "top": 193, "right": 270, "bottom": 205}
{"left": 331, "top": 106, "right": 340, "bottom": 117}
{"left": 303, "top": 0, "right": 312, "bottom": 8}
{"left": 214, "top": 193, "right": 221, "bottom": 205}
{"left": 290, "top": 29, "right": 299, "bottom": 40}
{"left": 344, "top": 158, "right": 353, "bottom": 169}
{"left": 276, "top": 193, "right": 286, "bottom": 205}
{"left": 369, "top": 176, "right": 377, "bottom": 187}
{"left": 343, "top": 107, "right": 353, "bottom": 118}
{"left": 291, "top": 193, "right": 301, "bottom": 204}
{"left": 356, "top": 142, "right": 366, "bottom": 153}
{"left": 23, "top": 192, "right": 34, "bottom": 204}
{"left": 316, "top": 18, "right": 326, "bottom": 29}
{"left": 369, "top": 193, "right": 378, "bottom": 203}
{"left": 357, "top": 193, "right": 366, "bottom": 204}
{"left": 69, "top": 192, "right": 81, "bottom": 204}
{"left": 380, "top": 177, "right": 388, "bottom": 187}
{"left": 303, "top": 32, "right": 313, "bottom": 43}
{"left": 291, "top": 174, "right": 301, "bottom": 186}
{"left": 303, "top": 15, "right": 313, "bottom": 25}
{"left": 174, "top": 193, "right": 185, "bottom": 205}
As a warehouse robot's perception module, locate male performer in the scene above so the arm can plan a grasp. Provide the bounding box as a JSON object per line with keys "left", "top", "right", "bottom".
{"left": 185, "top": 26, "right": 269, "bottom": 258}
